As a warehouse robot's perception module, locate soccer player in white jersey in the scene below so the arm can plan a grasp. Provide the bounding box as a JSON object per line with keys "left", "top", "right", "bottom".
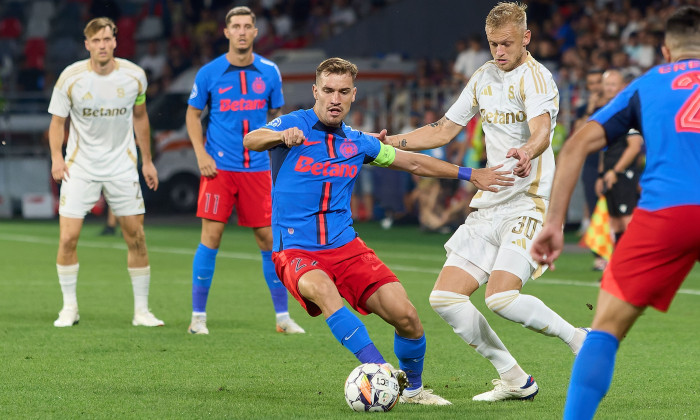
{"left": 48, "top": 17, "right": 163, "bottom": 328}
{"left": 382, "top": 2, "right": 587, "bottom": 401}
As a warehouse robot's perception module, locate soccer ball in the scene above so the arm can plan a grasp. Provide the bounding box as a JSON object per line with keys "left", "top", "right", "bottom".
{"left": 344, "top": 363, "right": 400, "bottom": 412}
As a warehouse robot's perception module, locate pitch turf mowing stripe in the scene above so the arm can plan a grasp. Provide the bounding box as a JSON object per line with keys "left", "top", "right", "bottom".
{"left": 2, "top": 233, "right": 700, "bottom": 297}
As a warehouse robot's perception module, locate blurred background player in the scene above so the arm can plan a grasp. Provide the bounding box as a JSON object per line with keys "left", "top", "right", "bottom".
{"left": 594, "top": 69, "right": 643, "bottom": 250}
{"left": 185, "top": 6, "right": 303, "bottom": 335}
{"left": 244, "top": 57, "right": 513, "bottom": 405}
{"left": 48, "top": 17, "right": 163, "bottom": 327}
{"left": 532, "top": 6, "right": 700, "bottom": 419}
{"left": 385, "top": 2, "right": 588, "bottom": 401}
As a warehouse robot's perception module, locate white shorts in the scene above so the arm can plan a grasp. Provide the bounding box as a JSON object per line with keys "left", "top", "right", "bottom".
{"left": 59, "top": 176, "right": 145, "bottom": 218}
{"left": 443, "top": 195, "right": 548, "bottom": 285}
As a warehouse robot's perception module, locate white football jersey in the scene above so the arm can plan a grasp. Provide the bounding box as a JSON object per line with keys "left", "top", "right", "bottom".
{"left": 48, "top": 58, "right": 148, "bottom": 180}
{"left": 446, "top": 52, "right": 558, "bottom": 209}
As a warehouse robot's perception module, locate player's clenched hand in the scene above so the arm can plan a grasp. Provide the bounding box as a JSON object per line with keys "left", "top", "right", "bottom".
{"left": 530, "top": 223, "right": 563, "bottom": 271}
{"left": 367, "top": 129, "right": 388, "bottom": 143}
{"left": 470, "top": 164, "right": 514, "bottom": 192}
{"left": 281, "top": 127, "right": 306, "bottom": 147}
{"left": 142, "top": 161, "right": 159, "bottom": 191}
{"left": 506, "top": 147, "right": 532, "bottom": 178}
{"left": 196, "top": 152, "right": 217, "bottom": 178}
{"left": 51, "top": 158, "right": 69, "bottom": 183}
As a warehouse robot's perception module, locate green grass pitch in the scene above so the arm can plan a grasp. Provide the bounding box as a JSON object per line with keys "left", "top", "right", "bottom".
{"left": 1, "top": 219, "right": 698, "bottom": 419}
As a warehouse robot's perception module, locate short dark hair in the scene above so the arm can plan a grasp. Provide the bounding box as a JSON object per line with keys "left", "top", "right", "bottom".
{"left": 665, "top": 6, "right": 700, "bottom": 51}
{"left": 225, "top": 6, "right": 256, "bottom": 26}
{"left": 316, "top": 58, "right": 358, "bottom": 83}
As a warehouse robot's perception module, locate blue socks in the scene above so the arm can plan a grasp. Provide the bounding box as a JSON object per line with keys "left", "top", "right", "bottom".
{"left": 192, "top": 243, "right": 218, "bottom": 312}
{"left": 394, "top": 333, "right": 426, "bottom": 390}
{"left": 564, "top": 330, "right": 620, "bottom": 420}
{"left": 326, "top": 307, "right": 385, "bottom": 364}
{"left": 261, "top": 251, "right": 288, "bottom": 315}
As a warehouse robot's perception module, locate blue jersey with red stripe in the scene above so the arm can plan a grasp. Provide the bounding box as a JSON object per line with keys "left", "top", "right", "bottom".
{"left": 188, "top": 53, "right": 284, "bottom": 171}
{"left": 263, "top": 109, "right": 382, "bottom": 251}
{"left": 591, "top": 59, "right": 700, "bottom": 211}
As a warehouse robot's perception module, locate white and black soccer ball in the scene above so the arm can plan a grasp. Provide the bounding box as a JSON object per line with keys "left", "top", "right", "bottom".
{"left": 344, "top": 363, "right": 400, "bottom": 412}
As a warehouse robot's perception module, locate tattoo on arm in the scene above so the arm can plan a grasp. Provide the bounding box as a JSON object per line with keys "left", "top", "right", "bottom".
{"left": 428, "top": 117, "right": 446, "bottom": 128}
{"left": 400, "top": 139, "right": 407, "bottom": 148}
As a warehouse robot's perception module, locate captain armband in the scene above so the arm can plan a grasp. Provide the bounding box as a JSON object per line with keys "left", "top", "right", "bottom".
{"left": 369, "top": 143, "right": 396, "bottom": 167}
{"left": 134, "top": 93, "right": 146, "bottom": 106}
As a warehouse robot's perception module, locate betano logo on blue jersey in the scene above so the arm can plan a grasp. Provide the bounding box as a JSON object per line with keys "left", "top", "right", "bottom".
{"left": 294, "top": 156, "right": 358, "bottom": 177}
{"left": 219, "top": 98, "right": 267, "bottom": 112}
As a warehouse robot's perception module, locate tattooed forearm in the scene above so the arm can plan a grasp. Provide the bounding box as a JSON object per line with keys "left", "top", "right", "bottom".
{"left": 400, "top": 139, "right": 408, "bottom": 148}
{"left": 428, "top": 117, "right": 446, "bottom": 128}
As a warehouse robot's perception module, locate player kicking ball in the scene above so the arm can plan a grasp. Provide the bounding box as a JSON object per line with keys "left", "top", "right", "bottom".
{"left": 244, "top": 57, "right": 514, "bottom": 405}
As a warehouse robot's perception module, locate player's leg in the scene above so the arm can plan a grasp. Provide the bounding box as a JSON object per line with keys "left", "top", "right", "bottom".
{"left": 253, "top": 225, "right": 304, "bottom": 334}
{"left": 189, "top": 173, "right": 236, "bottom": 334}
{"left": 54, "top": 215, "right": 85, "bottom": 327}
{"left": 189, "top": 218, "right": 226, "bottom": 334}
{"left": 120, "top": 213, "right": 163, "bottom": 327}
{"left": 297, "top": 269, "right": 385, "bottom": 364}
{"left": 563, "top": 290, "right": 643, "bottom": 420}
{"left": 54, "top": 176, "right": 101, "bottom": 327}
{"left": 106, "top": 179, "right": 163, "bottom": 327}
{"left": 366, "top": 282, "right": 451, "bottom": 405}
{"left": 430, "top": 263, "right": 535, "bottom": 401}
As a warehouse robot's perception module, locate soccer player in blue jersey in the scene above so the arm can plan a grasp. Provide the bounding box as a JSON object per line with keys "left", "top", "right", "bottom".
{"left": 244, "top": 57, "right": 514, "bottom": 405}
{"left": 531, "top": 6, "right": 700, "bottom": 419}
{"left": 185, "top": 6, "right": 304, "bottom": 335}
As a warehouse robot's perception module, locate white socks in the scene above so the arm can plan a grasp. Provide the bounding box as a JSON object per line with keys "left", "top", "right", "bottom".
{"left": 430, "top": 290, "right": 517, "bottom": 374}
{"left": 57, "top": 263, "right": 79, "bottom": 308}
{"left": 128, "top": 266, "right": 151, "bottom": 313}
{"left": 485, "top": 290, "right": 576, "bottom": 344}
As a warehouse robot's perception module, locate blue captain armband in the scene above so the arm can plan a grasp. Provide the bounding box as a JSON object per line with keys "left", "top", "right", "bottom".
{"left": 458, "top": 167, "right": 472, "bottom": 181}
{"left": 369, "top": 143, "right": 396, "bottom": 167}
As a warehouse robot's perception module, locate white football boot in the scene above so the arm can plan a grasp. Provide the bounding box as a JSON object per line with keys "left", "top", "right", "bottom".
{"left": 276, "top": 317, "right": 306, "bottom": 334}
{"left": 132, "top": 310, "right": 165, "bottom": 327}
{"left": 54, "top": 306, "right": 79, "bottom": 327}
{"left": 188, "top": 313, "right": 209, "bottom": 335}
{"left": 400, "top": 387, "right": 452, "bottom": 405}
{"left": 472, "top": 375, "right": 539, "bottom": 401}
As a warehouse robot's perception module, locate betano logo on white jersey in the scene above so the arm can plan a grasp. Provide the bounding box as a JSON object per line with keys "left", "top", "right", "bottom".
{"left": 48, "top": 58, "right": 147, "bottom": 181}
{"left": 445, "top": 52, "right": 558, "bottom": 211}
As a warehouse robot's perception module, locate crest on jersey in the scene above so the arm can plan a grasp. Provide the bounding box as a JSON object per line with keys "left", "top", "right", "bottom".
{"left": 189, "top": 83, "right": 198, "bottom": 100}
{"left": 269, "top": 117, "right": 282, "bottom": 128}
{"left": 252, "top": 77, "right": 266, "bottom": 94}
{"left": 339, "top": 139, "right": 358, "bottom": 158}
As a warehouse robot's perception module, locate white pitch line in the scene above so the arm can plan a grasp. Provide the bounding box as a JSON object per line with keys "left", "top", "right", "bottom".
{"left": 2, "top": 233, "right": 699, "bottom": 296}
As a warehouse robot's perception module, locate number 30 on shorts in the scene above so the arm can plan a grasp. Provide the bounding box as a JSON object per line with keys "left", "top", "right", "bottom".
{"left": 511, "top": 216, "right": 542, "bottom": 240}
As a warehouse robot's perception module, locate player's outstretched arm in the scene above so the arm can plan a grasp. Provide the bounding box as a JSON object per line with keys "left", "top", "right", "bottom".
{"left": 531, "top": 121, "right": 608, "bottom": 267}
{"left": 186, "top": 105, "right": 217, "bottom": 178}
{"left": 49, "top": 115, "right": 69, "bottom": 182}
{"left": 244, "top": 127, "right": 306, "bottom": 151}
{"left": 384, "top": 116, "right": 463, "bottom": 151}
{"left": 133, "top": 103, "right": 158, "bottom": 190}
{"left": 389, "top": 149, "right": 513, "bottom": 193}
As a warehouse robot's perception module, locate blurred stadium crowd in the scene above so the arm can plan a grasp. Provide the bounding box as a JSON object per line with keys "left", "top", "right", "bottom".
{"left": 0, "top": 0, "right": 696, "bottom": 229}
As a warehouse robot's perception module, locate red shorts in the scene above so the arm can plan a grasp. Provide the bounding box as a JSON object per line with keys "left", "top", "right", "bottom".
{"left": 272, "top": 238, "right": 399, "bottom": 317}
{"left": 601, "top": 206, "right": 700, "bottom": 312}
{"left": 196, "top": 170, "right": 272, "bottom": 227}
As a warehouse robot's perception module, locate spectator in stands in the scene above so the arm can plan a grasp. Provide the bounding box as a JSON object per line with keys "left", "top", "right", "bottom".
{"left": 138, "top": 40, "right": 166, "bottom": 80}
{"left": 453, "top": 34, "right": 490, "bottom": 83}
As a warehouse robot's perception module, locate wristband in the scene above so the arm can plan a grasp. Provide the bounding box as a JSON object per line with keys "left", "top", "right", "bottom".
{"left": 458, "top": 167, "right": 472, "bottom": 181}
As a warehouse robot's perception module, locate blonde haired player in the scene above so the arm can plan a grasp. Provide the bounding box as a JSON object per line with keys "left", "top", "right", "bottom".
{"left": 382, "top": 2, "right": 587, "bottom": 401}
{"left": 48, "top": 17, "right": 163, "bottom": 327}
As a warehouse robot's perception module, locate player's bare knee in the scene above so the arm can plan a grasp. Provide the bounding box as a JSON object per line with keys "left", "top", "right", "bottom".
{"left": 391, "top": 307, "right": 423, "bottom": 338}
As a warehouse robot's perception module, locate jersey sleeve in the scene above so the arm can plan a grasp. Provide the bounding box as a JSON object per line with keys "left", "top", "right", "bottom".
{"left": 269, "top": 63, "right": 285, "bottom": 109}
{"left": 187, "top": 68, "right": 209, "bottom": 110}
{"left": 135, "top": 67, "right": 148, "bottom": 105}
{"left": 522, "top": 66, "right": 559, "bottom": 122}
{"left": 445, "top": 74, "right": 480, "bottom": 126}
{"left": 263, "top": 112, "right": 304, "bottom": 132}
{"left": 47, "top": 70, "right": 72, "bottom": 118}
{"left": 591, "top": 84, "right": 642, "bottom": 143}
